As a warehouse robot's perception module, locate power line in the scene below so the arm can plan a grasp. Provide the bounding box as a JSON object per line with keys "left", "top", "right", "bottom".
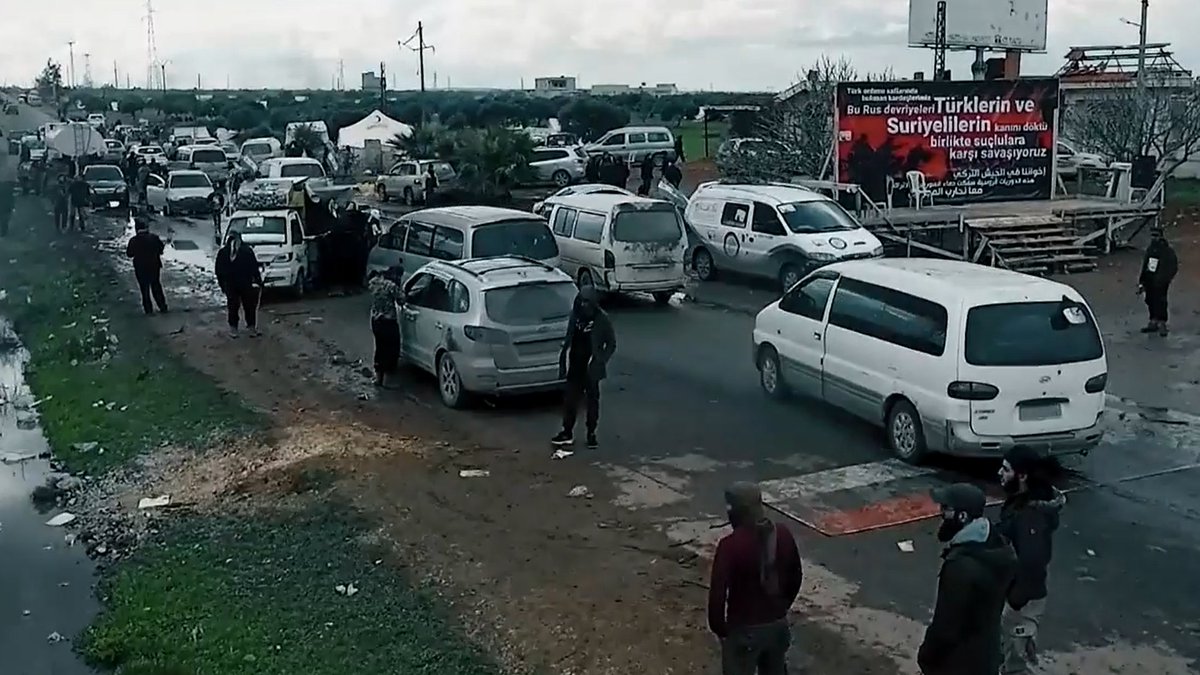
{"left": 400, "top": 21, "right": 435, "bottom": 92}
{"left": 145, "top": 0, "right": 161, "bottom": 89}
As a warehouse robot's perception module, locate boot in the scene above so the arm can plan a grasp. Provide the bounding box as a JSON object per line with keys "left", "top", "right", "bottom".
{"left": 1158, "top": 321, "right": 1169, "bottom": 337}
{"left": 1140, "top": 321, "right": 1158, "bottom": 333}
{"left": 373, "top": 370, "right": 384, "bottom": 387}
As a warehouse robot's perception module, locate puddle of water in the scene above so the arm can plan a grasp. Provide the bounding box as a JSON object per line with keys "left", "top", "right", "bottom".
{"left": 0, "top": 321, "right": 99, "bottom": 672}
{"left": 96, "top": 214, "right": 225, "bottom": 306}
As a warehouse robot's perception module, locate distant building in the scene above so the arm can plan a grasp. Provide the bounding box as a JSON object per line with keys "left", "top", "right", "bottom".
{"left": 650, "top": 83, "right": 678, "bottom": 95}
{"left": 591, "top": 84, "right": 632, "bottom": 96}
{"left": 361, "top": 71, "right": 383, "bottom": 92}
{"left": 533, "top": 76, "right": 578, "bottom": 96}
{"left": 1055, "top": 43, "right": 1193, "bottom": 103}
{"left": 590, "top": 82, "right": 679, "bottom": 96}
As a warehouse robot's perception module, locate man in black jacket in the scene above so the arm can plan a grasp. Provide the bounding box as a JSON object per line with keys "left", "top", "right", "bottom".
{"left": 1138, "top": 228, "right": 1178, "bottom": 336}
{"left": 214, "top": 230, "right": 263, "bottom": 337}
{"left": 552, "top": 285, "right": 616, "bottom": 449}
{"left": 125, "top": 217, "right": 169, "bottom": 314}
{"left": 995, "top": 446, "right": 1065, "bottom": 674}
{"left": 919, "top": 483, "right": 1017, "bottom": 675}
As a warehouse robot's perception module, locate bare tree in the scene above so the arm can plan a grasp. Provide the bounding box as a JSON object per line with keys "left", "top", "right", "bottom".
{"left": 1062, "top": 81, "right": 1200, "bottom": 197}
{"left": 718, "top": 56, "right": 894, "bottom": 182}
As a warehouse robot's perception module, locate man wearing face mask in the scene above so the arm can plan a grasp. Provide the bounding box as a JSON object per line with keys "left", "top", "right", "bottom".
{"left": 214, "top": 230, "right": 264, "bottom": 338}
{"left": 708, "top": 482, "right": 803, "bottom": 675}
{"left": 994, "top": 446, "right": 1065, "bottom": 674}
{"left": 552, "top": 285, "right": 616, "bottom": 449}
{"left": 919, "top": 483, "right": 1017, "bottom": 675}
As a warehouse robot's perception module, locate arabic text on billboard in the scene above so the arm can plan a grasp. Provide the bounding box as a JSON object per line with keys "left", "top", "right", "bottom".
{"left": 835, "top": 79, "right": 1058, "bottom": 205}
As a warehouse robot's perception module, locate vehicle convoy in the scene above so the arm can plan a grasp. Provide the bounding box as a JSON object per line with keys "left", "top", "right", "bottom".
{"left": 685, "top": 182, "right": 884, "bottom": 292}
{"left": 374, "top": 159, "right": 456, "bottom": 205}
{"left": 366, "top": 206, "right": 560, "bottom": 282}
{"left": 146, "top": 170, "right": 216, "bottom": 216}
{"left": 399, "top": 256, "right": 577, "bottom": 408}
{"left": 752, "top": 258, "right": 1107, "bottom": 463}
{"left": 544, "top": 193, "right": 686, "bottom": 305}
{"left": 81, "top": 164, "right": 130, "bottom": 208}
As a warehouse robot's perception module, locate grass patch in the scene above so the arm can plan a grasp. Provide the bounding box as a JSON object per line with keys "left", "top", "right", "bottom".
{"left": 81, "top": 504, "right": 505, "bottom": 675}
{"left": 1164, "top": 177, "right": 1200, "bottom": 208}
{"left": 0, "top": 202, "right": 261, "bottom": 473}
{"left": 675, "top": 119, "right": 729, "bottom": 160}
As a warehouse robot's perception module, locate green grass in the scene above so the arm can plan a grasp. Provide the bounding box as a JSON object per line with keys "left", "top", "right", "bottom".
{"left": 1164, "top": 177, "right": 1200, "bottom": 207}
{"left": 675, "top": 120, "right": 729, "bottom": 160}
{"left": 82, "top": 504, "right": 506, "bottom": 675}
{"left": 0, "top": 204, "right": 262, "bottom": 473}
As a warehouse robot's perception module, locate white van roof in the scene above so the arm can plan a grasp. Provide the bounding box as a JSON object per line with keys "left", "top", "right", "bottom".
{"left": 825, "top": 258, "right": 1086, "bottom": 307}
{"left": 609, "top": 125, "right": 672, "bottom": 134}
{"left": 693, "top": 182, "right": 826, "bottom": 207}
{"left": 550, "top": 193, "right": 669, "bottom": 213}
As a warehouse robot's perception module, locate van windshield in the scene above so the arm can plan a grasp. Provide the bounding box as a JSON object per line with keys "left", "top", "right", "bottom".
{"left": 779, "top": 200, "right": 860, "bottom": 234}
{"left": 191, "top": 149, "right": 226, "bottom": 163}
{"left": 243, "top": 142, "right": 273, "bottom": 157}
{"left": 471, "top": 219, "right": 559, "bottom": 260}
{"left": 965, "top": 302, "right": 1104, "bottom": 367}
{"left": 612, "top": 207, "right": 682, "bottom": 243}
{"left": 484, "top": 281, "right": 576, "bottom": 325}
{"left": 280, "top": 163, "right": 324, "bottom": 179}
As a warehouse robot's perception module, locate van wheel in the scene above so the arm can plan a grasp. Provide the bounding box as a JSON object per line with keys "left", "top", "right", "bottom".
{"left": 693, "top": 248, "right": 716, "bottom": 281}
{"left": 887, "top": 399, "right": 928, "bottom": 464}
{"left": 652, "top": 291, "right": 673, "bottom": 306}
{"left": 577, "top": 269, "right": 595, "bottom": 288}
{"left": 757, "top": 346, "right": 787, "bottom": 399}
{"left": 403, "top": 187, "right": 414, "bottom": 206}
{"left": 552, "top": 170, "right": 571, "bottom": 187}
{"left": 779, "top": 263, "right": 802, "bottom": 293}
{"left": 437, "top": 353, "right": 467, "bottom": 409}
{"left": 376, "top": 184, "right": 389, "bottom": 202}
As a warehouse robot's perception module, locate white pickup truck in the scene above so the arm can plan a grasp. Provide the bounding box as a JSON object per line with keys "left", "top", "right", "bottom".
{"left": 225, "top": 207, "right": 315, "bottom": 296}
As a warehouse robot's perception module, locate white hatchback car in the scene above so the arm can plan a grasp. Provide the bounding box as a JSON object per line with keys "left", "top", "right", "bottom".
{"left": 752, "top": 258, "right": 1107, "bottom": 463}
{"left": 400, "top": 256, "right": 578, "bottom": 408}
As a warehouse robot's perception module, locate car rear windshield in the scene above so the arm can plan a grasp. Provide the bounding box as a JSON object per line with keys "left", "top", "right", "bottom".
{"left": 612, "top": 208, "right": 682, "bottom": 243}
{"left": 227, "top": 215, "right": 287, "bottom": 237}
{"left": 965, "top": 301, "right": 1104, "bottom": 367}
{"left": 470, "top": 219, "right": 559, "bottom": 260}
{"left": 243, "top": 142, "right": 273, "bottom": 156}
{"left": 84, "top": 166, "right": 123, "bottom": 182}
{"left": 169, "top": 174, "right": 211, "bottom": 188}
{"left": 484, "top": 281, "right": 576, "bottom": 326}
{"left": 191, "top": 149, "right": 226, "bottom": 163}
{"left": 779, "top": 200, "right": 860, "bottom": 234}
{"left": 280, "top": 163, "right": 324, "bottom": 178}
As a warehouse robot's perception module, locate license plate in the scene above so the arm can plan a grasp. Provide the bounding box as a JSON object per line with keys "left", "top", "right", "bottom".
{"left": 1019, "top": 402, "right": 1062, "bottom": 421}
{"left": 107, "top": 201, "right": 120, "bottom": 208}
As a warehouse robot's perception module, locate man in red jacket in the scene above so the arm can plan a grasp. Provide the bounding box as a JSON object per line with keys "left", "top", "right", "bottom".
{"left": 708, "top": 482, "right": 804, "bottom": 675}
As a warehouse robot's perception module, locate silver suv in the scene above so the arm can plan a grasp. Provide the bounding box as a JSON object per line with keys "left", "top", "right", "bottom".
{"left": 400, "top": 256, "right": 578, "bottom": 407}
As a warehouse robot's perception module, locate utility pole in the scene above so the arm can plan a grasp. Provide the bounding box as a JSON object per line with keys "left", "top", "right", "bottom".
{"left": 160, "top": 63, "right": 168, "bottom": 91}
{"left": 932, "top": 0, "right": 947, "bottom": 80}
{"left": 114, "top": 61, "right": 119, "bottom": 88}
{"left": 196, "top": 73, "right": 201, "bottom": 90}
{"left": 83, "top": 53, "right": 93, "bottom": 88}
{"left": 67, "top": 41, "right": 76, "bottom": 87}
{"left": 1136, "top": 0, "right": 1149, "bottom": 94}
{"left": 401, "top": 22, "right": 435, "bottom": 92}
{"left": 379, "top": 61, "right": 386, "bottom": 109}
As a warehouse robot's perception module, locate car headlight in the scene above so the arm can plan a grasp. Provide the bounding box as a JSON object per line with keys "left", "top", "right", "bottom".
{"left": 809, "top": 251, "right": 837, "bottom": 262}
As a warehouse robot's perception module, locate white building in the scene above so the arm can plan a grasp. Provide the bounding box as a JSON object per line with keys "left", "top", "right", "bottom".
{"left": 533, "top": 76, "right": 578, "bottom": 96}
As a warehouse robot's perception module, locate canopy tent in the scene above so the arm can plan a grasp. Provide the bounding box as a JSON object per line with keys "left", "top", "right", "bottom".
{"left": 337, "top": 110, "right": 413, "bottom": 148}
{"left": 45, "top": 123, "right": 106, "bottom": 157}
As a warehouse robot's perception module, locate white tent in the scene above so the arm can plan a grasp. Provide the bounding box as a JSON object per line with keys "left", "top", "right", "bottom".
{"left": 337, "top": 110, "right": 413, "bottom": 148}
{"left": 45, "top": 122, "right": 106, "bottom": 157}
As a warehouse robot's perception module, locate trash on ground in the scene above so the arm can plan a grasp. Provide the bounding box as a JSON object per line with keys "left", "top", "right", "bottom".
{"left": 138, "top": 495, "right": 172, "bottom": 510}
{"left": 16, "top": 411, "right": 38, "bottom": 430}
{"left": 458, "top": 469, "right": 490, "bottom": 478}
{"left": 334, "top": 583, "right": 359, "bottom": 597}
{"left": 23, "top": 609, "right": 31, "bottom": 617}
{"left": 567, "top": 485, "right": 592, "bottom": 498}
{"left": 71, "top": 441, "right": 99, "bottom": 453}
{"left": 1086, "top": 549, "right": 1096, "bottom": 557}
{"left": 29, "top": 395, "right": 52, "bottom": 409}
{"left": 64, "top": 533, "right": 76, "bottom": 547}
{"left": 46, "top": 632, "right": 65, "bottom": 644}
{"left": 551, "top": 449, "right": 574, "bottom": 460}
{"left": 897, "top": 540, "right": 915, "bottom": 553}
{"left": 45, "top": 513, "right": 77, "bottom": 527}
{"left": 2, "top": 452, "right": 40, "bottom": 464}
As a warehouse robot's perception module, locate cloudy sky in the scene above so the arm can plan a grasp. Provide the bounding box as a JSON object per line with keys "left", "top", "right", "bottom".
{"left": 1, "top": 0, "right": 1195, "bottom": 92}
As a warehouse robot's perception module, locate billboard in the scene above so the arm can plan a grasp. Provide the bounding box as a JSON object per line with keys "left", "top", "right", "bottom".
{"left": 835, "top": 79, "right": 1059, "bottom": 204}
{"left": 908, "top": 0, "right": 1048, "bottom": 52}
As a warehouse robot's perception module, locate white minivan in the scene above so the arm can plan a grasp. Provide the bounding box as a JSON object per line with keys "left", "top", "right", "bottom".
{"left": 752, "top": 258, "right": 1107, "bottom": 463}
{"left": 545, "top": 193, "right": 687, "bottom": 305}
{"left": 686, "top": 182, "right": 883, "bottom": 292}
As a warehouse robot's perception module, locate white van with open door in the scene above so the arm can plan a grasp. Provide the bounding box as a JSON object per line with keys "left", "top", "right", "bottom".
{"left": 752, "top": 258, "right": 1107, "bottom": 463}
{"left": 546, "top": 193, "right": 687, "bottom": 306}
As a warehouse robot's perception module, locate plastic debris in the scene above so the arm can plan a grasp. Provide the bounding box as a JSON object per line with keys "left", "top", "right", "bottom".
{"left": 23, "top": 610, "right": 31, "bottom": 617}
{"left": 45, "top": 513, "right": 77, "bottom": 527}
{"left": 334, "top": 583, "right": 359, "bottom": 597}
{"left": 567, "top": 485, "right": 592, "bottom": 499}
{"left": 897, "top": 540, "right": 915, "bottom": 553}
{"left": 138, "top": 495, "right": 172, "bottom": 510}
{"left": 47, "top": 632, "right": 65, "bottom": 644}
{"left": 1, "top": 452, "right": 40, "bottom": 464}
{"left": 71, "top": 441, "right": 99, "bottom": 453}
{"left": 458, "top": 469, "right": 489, "bottom": 478}
{"left": 551, "top": 449, "right": 574, "bottom": 460}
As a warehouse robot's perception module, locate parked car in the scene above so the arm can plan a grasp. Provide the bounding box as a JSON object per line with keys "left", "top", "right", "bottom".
{"left": 240, "top": 137, "right": 282, "bottom": 162}
{"left": 399, "top": 256, "right": 576, "bottom": 407}
{"left": 532, "top": 183, "right": 636, "bottom": 216}
{"left": 102, "top": 138, "right": 126, "bottom": 163}
{"left": 81, "top": 164, "right": 129, "bottom": 209}
{"left": 146, "top": 170, "right": 215, "bottom": 216}
{"left": 178, "top": 144, "right": 235, "bottom": 182}
{"left": 132, "top": 143, "right": 168, "bottom": 166}
{"left": 257, "top": 157, "right": 326, "bottom": 183}
{"left": 86, "top": 113, "right": 106, "bottom": 128}
{"left": 1057, "top": 140, "right": 1106, "bottom": 178}
{"left": 685, "top": 182, "right": 883, "bottom": 292}
{"left": 527, "top": 147, "right": 587, "bottom": 187}
{"left": 366, "top": 206, "right": 559, "bottom": 282}
{"left": 752, "top": 258, "right": 1107, "bottom": 463}
{"left": 584, "top": 126, "right": 676, "bottom": 165}
{"left": 374, "top": 159, "right": 457, "bottom": 204}
{"left": 220, "top": 141, "right": 241, "bottom": 162}
{"left": 540, "top": 132, "right": 579, "bottom": 148}
{"left": 3, "top": 103, "right": 18, "bottom": 115}
{"left": 545, "top": 193, "right": 686, "bottom": 305}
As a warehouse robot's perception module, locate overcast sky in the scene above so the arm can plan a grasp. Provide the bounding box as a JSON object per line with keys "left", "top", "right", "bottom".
{"left": 1, "top": 0, "right": 1195, "bottom": 92}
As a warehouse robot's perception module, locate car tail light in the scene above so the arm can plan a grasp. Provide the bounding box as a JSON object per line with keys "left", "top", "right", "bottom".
{"left": 1085, "top": 373, "right": 1107, "bottom": 393}
{"left": 463, "top": 325, "right": 509, "bottom": 343}
{"left": 947, "top": 381, "right": 1000, "bottom": 400}
{"left": 604, "top": 250, "right": 615, "bottom": 269}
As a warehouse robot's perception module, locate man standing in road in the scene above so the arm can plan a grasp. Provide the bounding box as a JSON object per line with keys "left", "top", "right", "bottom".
{"left": 214, "top": 230, "right": 263, "bottom": 338}
{"left": 1137, "top": 228, "right": 1178, "bottom": 336}
{"left": 0, "top": 138, "right": 16, "bottom": 237}
{"left": 423, "top": 164, "right": 439, "bottom": 205}
{"left": 52, "top": 175, "right": 70, "bottom": 232}
{"left": 638, "top": 154, "right": 656, "bottom": 196}
{"left": 919, "top": 483, "right": 1017, "bottom": 675}
{"left": 552, "top": 285, "right": 615, "bottom": 449}
{"left": 125, "top": 217, "right": 169, "bottom": 314}
{"left": 662, "top": 154, "right": 683, "bottom": 189}
{"left": 67, "top": 170, "right": 91, "bottom": 232}
{"left": 995, "top": 447, "right": 1066, "bottom": 674}
{"left": 708, "top": 482, "right": 803, "bottom": 675}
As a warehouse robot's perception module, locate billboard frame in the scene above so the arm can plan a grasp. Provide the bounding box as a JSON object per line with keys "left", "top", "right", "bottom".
{"left": 908, "top": 0, "right": 1049, "bottom": 53}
